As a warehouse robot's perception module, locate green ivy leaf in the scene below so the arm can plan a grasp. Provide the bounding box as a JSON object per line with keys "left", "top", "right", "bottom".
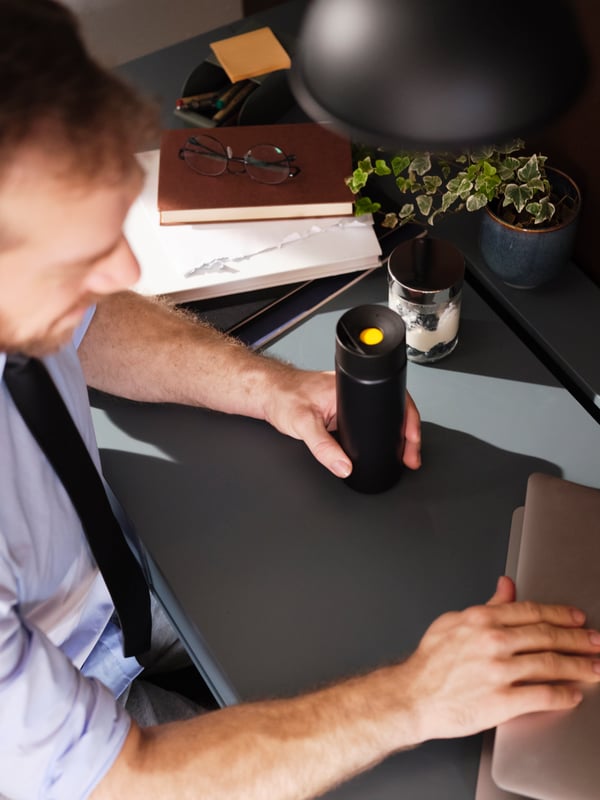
{"left": 441, "top": 191, "right": 459, "bottom": 212}
{"left": 416, "top": 195, "right": 433, "bottom": 216}
{"left": 374, "top": 159, "right": 392, "bottom": 176}
{"left": 503, "top": 183, "right": 535, "bottom": 213}
{"left": 517, "top": 155, "right": 542, "bottom": 183}
{"left": 398, "top": 203, "right": 415, "bottom": 219}
{"left": 382, "top": 213, "right": 399, "bottom": 229}
{"left": 481, "top": 161, "right": 498, "bottom": 177}
{"left": 466, "top": 192, "right": 489, "bottom": 211}
{"left": 497, "top": 138, "right": 525, "bottom": 155}
{"left": 447, "top": 174, "right": 471, "bottom": 193}
{"left": 391, "top": 155, "right": 411, "bottom": 176}
{"left": 497, "top": 162, "right": 517, "bottom": 181}
{"left": 470, "top": 145, "right": 495, "bottom": 161}
{"left": 409, "top": 153, "right": 432, "bottom": 176}
{"left": 526, "top": 178, "right": 546, "bottom": 194}
{"left": 475, "top": 173, "right": 501, "bottom": 198}
{"left": 502, "top": 157, "right": 521, "bottom": 171}
{"left": 423, "top": 175, "right": 442, "bottom": 194}
{"left": 354, "top": 196, "right": 381, "bottom": 215}
{"left": 457, "top": 178, "right": 474, "bottom": 200}
{"left": 345, "top": 170, "right": 369, "bottom": 193}
{"left": 356, "top": 156, "right": 374, "bottom": 173}
{"left": 525, "top": 198, "right": 556, "bottom": 224}
{"left": 395, "top": 175, "right": 412, "bottom": 193}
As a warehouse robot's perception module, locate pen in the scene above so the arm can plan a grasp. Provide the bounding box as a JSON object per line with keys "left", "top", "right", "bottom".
{"left": 176, "top": 98, "right": 216, "bottom": 112}
{"left": 213, "top": 80, "right": 251, "bottom": 110}
{"left": 212, "top": 81, "right": 257, "bottom": 124}
{"left": 177, "top": 89, "right": 221, "bottom": 105}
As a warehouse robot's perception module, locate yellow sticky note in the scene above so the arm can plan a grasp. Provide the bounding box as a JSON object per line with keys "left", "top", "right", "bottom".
{"left": 210, "top": 27, "right": 291, "bottom": 83}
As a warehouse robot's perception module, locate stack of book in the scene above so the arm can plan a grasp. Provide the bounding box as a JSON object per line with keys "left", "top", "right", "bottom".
{"left": 124, "top": 122, "right": 382, "bottom": 305}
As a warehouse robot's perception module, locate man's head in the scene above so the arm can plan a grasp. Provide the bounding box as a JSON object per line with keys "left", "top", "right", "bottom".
{"left": 0, "top": 0, "right": 156, "bottom": 187}
{"left": 0, "top": 0, "right": 157, "bottom": 355}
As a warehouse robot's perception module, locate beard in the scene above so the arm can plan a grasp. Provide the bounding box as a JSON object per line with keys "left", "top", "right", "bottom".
{"left": 0, "top": 295, "right": 99, "bottom": 357}
{"left": 6, "top": 329, "right": 75, "bottom": 358}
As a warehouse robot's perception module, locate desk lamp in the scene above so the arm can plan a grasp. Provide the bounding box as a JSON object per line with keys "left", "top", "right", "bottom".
{"left": 290, "top": 0, "right": 588, "bottom": 149}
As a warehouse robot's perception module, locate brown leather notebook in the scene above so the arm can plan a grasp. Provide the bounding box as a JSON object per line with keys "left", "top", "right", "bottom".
{"left": 158, "top": 123, "right": 354, "bottom": 224}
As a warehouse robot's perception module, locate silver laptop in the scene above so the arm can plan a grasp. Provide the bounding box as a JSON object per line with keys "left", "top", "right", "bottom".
{"left": 476, "top": 472, "right": 600, "bottom": 800}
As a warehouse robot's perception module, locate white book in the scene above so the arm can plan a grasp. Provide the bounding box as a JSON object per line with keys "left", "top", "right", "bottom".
{"left": 125, "top": 150, "right": 382, "bottom": 303}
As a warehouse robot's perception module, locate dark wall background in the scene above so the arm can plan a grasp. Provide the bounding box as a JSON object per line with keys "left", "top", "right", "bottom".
{"left": 529, "top": 0, "right": 600, "bottom": 285}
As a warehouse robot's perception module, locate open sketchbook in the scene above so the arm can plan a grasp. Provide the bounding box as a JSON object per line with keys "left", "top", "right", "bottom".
{"left": 124, "top": 150, "right": 382, "bottom": 303}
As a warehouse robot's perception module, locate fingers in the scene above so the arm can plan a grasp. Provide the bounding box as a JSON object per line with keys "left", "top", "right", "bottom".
{"left": 301, "top": 422, "right": 352, "bottom": 479}
{"left": 496, "top": 683, "right": 584, "bottom": 721}
{"left": 284, "top": 376, "right": 421, "bottom": 476}
{"left": 504, "top": 622, "right": 600, "bottom": 658}
{"left": 474, "top": 622, "right": 600, "bottom": 683}
{"left": 482, "top": 597, "right": 587, "bottom": 629}
{"left": 270, "top": 370, "right": 353, "bottom": 479}
{"left": 487, "top": 575, "right": 516, "bottom": 606}
{"left": 402, "top": 391, "right": 421, "bottom": 470}
{"left": 509, "top": 650, "right": 600, "bottom": 685}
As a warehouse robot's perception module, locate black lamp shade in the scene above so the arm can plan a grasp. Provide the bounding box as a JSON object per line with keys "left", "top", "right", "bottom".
{"left": 290, "top": 0, "right": 588, "bottom": 149}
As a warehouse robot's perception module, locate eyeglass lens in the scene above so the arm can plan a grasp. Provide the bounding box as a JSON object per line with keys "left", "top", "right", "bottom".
{"left": 244, "top": 143, "right": 292, "bottom": 185}
{"left": 183, "top": 135, "right": 228, "bottom": 176}
{"left": 181, "top": 134, "right": 296, "bottom": 185}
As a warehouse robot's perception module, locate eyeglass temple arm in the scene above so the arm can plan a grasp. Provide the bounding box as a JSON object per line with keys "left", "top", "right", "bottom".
{"left": 180, "top": 138, "right": 226, "bottom": 157}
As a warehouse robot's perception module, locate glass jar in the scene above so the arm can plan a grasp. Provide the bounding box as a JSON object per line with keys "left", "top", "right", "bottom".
{"left": 388, "top": 237, "right": 465, "bottom": 364}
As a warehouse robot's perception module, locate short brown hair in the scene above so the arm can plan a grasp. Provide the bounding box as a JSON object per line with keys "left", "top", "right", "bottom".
{"left": 0, "top": 0, "right": 157, "bottom": 184}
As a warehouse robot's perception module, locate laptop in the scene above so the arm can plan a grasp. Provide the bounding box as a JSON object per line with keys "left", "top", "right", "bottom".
{"left": 476, "top": 472, "right": 600, "bottom": 800}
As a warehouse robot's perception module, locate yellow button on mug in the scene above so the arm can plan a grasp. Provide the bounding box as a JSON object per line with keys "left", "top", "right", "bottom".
{"left": 359, "top": 327, "right": 384, "bottom": 346}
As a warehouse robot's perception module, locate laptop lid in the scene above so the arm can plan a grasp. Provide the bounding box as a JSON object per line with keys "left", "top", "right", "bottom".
{"left": 474, "top": 508, "right": 528, "bottom": 800}
{"left": 490, "top": 472, "right": 600, "bottom": 800}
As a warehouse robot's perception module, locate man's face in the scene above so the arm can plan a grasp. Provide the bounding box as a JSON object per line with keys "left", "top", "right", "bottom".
{"left": 0, "top": 146, "right": 142, "bottom": 356}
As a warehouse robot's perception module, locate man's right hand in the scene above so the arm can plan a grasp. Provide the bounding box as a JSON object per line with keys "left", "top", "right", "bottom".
{"left": 397, "top": 575, "right": 600, "bottom": 744}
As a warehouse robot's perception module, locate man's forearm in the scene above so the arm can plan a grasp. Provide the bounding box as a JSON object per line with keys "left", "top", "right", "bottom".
{"left": 92, "top": 587, "right": 600, "bottom": 800}
{"left": 78, "top": 291, "right": 293, "bottom": 419}
{"left": 93, "top": 665, "right": 413, "bottom": 800}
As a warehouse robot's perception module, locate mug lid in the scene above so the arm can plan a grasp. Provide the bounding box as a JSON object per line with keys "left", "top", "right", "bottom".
{"left": 336, "top": 304, "right": 406, "bottom": 380}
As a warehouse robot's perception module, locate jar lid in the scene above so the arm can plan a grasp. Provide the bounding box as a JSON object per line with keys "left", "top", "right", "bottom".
{"left": 388, "top": 237, "right": 465, "bottom": 303}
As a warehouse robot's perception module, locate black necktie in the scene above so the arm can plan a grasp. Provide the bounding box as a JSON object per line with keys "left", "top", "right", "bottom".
{"left": 4, "top": 354, "right": 151, "bottom": 658}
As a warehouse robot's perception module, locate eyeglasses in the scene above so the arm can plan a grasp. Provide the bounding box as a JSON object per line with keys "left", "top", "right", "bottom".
{"left": 178, "top": 134, "right": 301, "bottom": 185}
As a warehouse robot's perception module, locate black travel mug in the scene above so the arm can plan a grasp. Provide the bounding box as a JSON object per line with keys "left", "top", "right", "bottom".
{"left": 335, "top": 304, "right": 407, "bottom": 493}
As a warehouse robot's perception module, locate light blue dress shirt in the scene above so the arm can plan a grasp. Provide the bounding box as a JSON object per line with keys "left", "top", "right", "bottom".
{"left": 0, "top": 310, "right": 143, "bottom": 800}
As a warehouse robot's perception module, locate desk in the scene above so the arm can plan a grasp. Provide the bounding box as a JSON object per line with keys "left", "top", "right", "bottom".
{"left": 105, "top": 4, "right": 600, "bottom": 795}
{"left": 91, "top": 269, "right": 600, "bottom": 800}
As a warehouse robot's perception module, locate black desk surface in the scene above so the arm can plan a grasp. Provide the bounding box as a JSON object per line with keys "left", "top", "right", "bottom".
{"left": 92, "top": 273, "right": 600, "bottom": 800}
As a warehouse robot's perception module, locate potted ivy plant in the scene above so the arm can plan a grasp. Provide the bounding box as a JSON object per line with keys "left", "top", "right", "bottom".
{"left": 346, "top": 139, "right": 581, "bottom": 288}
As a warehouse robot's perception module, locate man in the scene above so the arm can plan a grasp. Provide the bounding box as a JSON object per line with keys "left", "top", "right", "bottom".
{"left": 1, "top": 2, "right": 600, "bottom": 799}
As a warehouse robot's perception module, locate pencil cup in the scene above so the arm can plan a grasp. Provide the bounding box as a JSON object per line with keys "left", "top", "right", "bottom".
{"left": 335, "top": 304, "right": 407, "bottom": 494}
{"left": 388, "top": 237, "right": 465, "bottom": 364}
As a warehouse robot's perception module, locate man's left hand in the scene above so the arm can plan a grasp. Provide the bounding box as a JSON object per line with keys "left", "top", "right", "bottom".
{"left": 263, "top": 369, "right": 421, "bottom": 479}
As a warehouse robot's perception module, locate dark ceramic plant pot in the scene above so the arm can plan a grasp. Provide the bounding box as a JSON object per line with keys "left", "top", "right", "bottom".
{"left": 479, "top": 167, "right": 581, "bottom": 289}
